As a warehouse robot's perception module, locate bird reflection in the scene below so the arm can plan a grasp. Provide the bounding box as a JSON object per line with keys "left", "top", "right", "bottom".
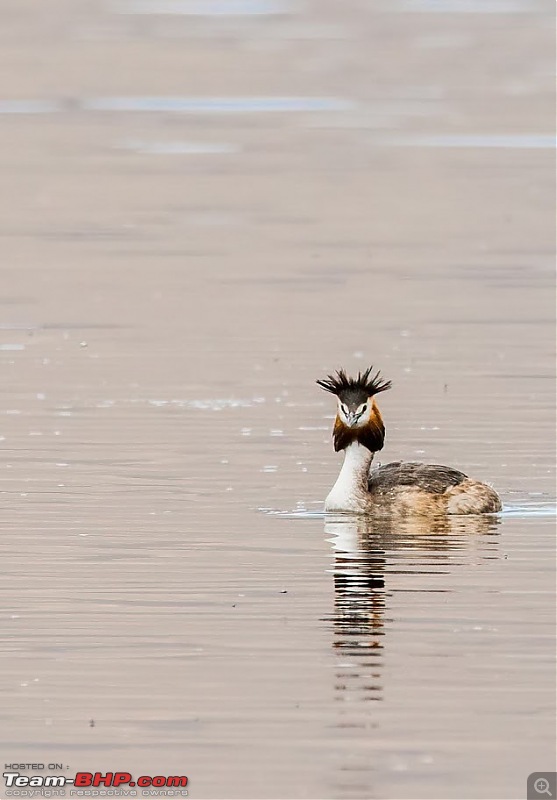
{"left": 324, "top": 513, "right": 500, "bottom": 710}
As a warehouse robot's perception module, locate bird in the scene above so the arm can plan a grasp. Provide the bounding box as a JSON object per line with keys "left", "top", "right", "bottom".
{"left": 317, "top": 367, "right": 502, "bottom": 516}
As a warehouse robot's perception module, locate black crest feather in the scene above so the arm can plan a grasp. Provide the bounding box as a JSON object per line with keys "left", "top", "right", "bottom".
{"left": 316, "top": 366, "right": 392, "bottom": 397}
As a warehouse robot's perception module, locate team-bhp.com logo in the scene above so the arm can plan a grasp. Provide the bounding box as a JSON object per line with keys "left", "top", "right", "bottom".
{"left": 3, "top": 772, "right": 188, "bottom": 797}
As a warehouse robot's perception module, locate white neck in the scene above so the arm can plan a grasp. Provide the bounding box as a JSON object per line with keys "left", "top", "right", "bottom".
{"left": 325, "top": 442, "right": 374, "bottom": 513}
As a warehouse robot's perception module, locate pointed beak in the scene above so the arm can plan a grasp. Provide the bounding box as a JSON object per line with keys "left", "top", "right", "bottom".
{"left": 346, "top": 412, "right": 359, "bottom": 427}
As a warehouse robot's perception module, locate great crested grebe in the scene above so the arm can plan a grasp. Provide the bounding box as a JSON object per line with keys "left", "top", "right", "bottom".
{"left": 317, "top": 367, "right": 502, "bottom": 516}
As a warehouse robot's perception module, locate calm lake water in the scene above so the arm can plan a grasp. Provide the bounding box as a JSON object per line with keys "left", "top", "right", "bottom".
{"left": 0, "top": 0, "right": 554, "bottom": 798}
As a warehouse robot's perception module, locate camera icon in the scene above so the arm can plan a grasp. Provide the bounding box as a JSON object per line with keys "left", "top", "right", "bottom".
{"left": 528, "top": 773, "right": 557, "bottom": 800}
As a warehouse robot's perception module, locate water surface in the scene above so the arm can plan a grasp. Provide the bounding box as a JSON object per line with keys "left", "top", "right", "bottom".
{"left": 0, "top": 0, "right": 554, "bottom": 798}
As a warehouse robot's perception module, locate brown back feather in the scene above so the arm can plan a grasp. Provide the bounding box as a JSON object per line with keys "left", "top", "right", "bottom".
{"left": 368, "top": 462, "right": 468, "bottom": 494}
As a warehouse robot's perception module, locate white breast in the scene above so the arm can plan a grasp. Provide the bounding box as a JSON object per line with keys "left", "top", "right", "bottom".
{"left": 325, "top": 442, "right": 374, "bottom": 513}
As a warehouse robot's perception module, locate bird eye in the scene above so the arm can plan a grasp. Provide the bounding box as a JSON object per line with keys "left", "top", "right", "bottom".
{"left": 361, "top": 404, "right": 367, "bottom": 412}
{"left": 341, "top": 404, "right": 348, "bottom": 415}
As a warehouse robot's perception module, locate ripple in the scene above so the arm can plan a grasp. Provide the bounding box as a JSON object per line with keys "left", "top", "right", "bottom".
{"left": 501, "top": 503, "right": 557, "bottom": 518}
{"left": 99, "top": 397, "right": 267, "bottom": 411}
{"left": 393, "top": 0, "right": 544, "bottom": 13}
{"left": 118, "top": 140, "right": 240, "bottom": 155}
{"left": 384, "top": 134, "right": 555, "bottom": 149}
{"left": 113, "top": 0, "right": 291, "bottom": 14}
{"left": 84, "top": 96, "right": 353, "bottom": 113}
{"left": 260, "top": 508, "right": 325, "bottom": 518}
{"left": 263, "top": 503, "right": 557, "bottom": 519}
{"left": 0, "top": 95, "right": 353, "bottom": 116}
